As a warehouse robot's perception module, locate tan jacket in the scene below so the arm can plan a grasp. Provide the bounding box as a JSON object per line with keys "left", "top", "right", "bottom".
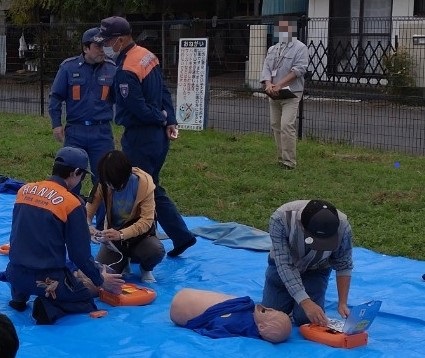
{"left": 86, "top": 167, "right": 156, "bottom": 240}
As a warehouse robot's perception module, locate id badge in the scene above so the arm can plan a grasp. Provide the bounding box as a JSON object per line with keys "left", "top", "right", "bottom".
{"left": 271, "top": 70, "right": 277, "bottom": 77}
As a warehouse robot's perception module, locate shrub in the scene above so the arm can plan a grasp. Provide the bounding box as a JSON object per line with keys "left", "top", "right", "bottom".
{"left": 382, "top": 48, "right": 415, "bottom": 97}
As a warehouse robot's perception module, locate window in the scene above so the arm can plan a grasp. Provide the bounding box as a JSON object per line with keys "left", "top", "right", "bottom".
{"left": 328, "top": 0, "right": 392, "bottom": 80}
{"left": 414, "top": 0, "right": 425, "bottom": 16}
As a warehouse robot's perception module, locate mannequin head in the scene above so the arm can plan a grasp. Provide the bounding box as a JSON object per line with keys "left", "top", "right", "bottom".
{"left": 253, "top": 304, "right": 292, "bottom": 343}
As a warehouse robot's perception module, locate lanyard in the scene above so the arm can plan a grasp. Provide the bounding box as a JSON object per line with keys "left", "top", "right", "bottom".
{"left": 273, "top": 42, "right": 288, "bottom": 71}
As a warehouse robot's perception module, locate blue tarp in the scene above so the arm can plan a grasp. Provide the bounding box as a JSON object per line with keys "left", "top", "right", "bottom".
{"left": 1, "top": 193, "right": 425, "bottom": 357}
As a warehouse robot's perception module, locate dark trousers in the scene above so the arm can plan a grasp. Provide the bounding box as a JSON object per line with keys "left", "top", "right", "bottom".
{"left": 261, "top": 255, "right": 332, "bottom": 326}
{"left": 6, "top": 264, "right": 96, "bottom": 324}
{"left": 64, "top": 122, "right": 114, "bottom": 230}
{"left": 121, "top": 126, "right": 195, "bottom": 247}
{"left": 95, "top": 234, "right": 165, "bottom": 273}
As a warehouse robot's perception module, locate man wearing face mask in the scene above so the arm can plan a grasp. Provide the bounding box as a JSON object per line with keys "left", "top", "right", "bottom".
{"left": 260, "top": 19, "right": 308, "bottom": 170}
{"left": 48, "top": 28, "right": 116, "bottom": 230}
{"left": 94, "top": 16, "right": 197, "bottom": 257}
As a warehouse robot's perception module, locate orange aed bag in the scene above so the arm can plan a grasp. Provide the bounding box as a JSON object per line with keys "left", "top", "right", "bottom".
{"left": 299, "top": 323, "right": 368, "bottom": 349}
{"left": 299, "top": 300, "right": 381, "bottom": 349}
{"left": 100, "top": 284, "right": 157, "bottom": 306}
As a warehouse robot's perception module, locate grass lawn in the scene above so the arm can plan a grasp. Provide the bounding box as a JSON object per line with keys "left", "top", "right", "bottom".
{"left": 1, "top": 113, "right": 424, "bottom": 260}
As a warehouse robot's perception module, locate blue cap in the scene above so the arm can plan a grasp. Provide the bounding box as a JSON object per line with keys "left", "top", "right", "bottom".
{"left": 54, "top": 147, "right": 93, "bottom": 175}
{"left": 94, "top": 16, "right": 131, "bottom": 43}
{"left": 82, "top": 27, "right": 100, "bottom": 44}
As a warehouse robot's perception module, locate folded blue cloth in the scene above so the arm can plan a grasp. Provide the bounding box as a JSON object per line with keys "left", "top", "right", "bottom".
{"left": 0, "top": 175, "right": 25, "bottom": 194}
{"left": 191, "top": 222, "right": 271, "bottom": 251}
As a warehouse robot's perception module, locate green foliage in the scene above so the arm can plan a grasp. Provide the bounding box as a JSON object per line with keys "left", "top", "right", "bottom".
{"left": 5, "top": 0, "right": 158, "bottom": 24}
{"left": 3, "top": 0, "right": 46, "bottom": 24}
{"left": 383, "top": 48, "right": 415, "bottom": 97}
{"left": 1, "top": 113, "right": 424, "bottom": 261}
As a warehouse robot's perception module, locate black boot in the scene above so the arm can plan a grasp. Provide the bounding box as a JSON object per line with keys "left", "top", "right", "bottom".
{"left": 32, "top": 297, "right": 53, "bottom": 325}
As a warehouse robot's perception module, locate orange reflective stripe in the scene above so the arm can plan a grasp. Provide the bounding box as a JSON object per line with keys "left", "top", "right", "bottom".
{"left": 123, "top": 46, "right": 160, "bottom": 81}
{"left": 72, "top": 85, "right": 81, "bottom": 100}
{"left": 101, "top": 85, "right": 109, "bottom": 100}
{"left": 16, "top": 181, "right": 81, "bottom": 223}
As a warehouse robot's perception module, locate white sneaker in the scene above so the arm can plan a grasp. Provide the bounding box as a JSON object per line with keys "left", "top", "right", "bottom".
{"left": 141, "top": 270, "right": 156, "bottom": 283}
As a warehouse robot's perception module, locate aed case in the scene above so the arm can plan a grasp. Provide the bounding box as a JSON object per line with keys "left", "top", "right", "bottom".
{"left": 100, "top": 284, "right": 157, "bottom": 306}
{"left": 299, "top": 324, "right": 368, "bottom": 349}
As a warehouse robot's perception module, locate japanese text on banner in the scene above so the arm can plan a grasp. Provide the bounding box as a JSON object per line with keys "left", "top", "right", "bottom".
{"left": 176, "top": 38, "right": 208, "bottom": 131}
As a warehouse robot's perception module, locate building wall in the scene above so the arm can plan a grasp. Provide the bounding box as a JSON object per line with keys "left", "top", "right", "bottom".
{"left": 0, "top": 0, "right": 10, "bottom": 75}
{"left": 393, "top": 0, "right": 415, "bottom": 16}
{"left": 398, "top": 21, "right": 425, "bottom": 87}
{"left": 308, "top": 0, "right": 330, "bottom": 18}
{"left": 0, "top": 0, "right": 11, "bottom": 36}
{"left": 308, "top": 0, "right": 417, "bottom": 18}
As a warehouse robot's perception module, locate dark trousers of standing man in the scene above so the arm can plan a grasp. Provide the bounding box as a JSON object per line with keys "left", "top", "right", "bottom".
{"left": 64, "top": 121, "right": 114, "bottom": 230}
{"left": 121, "top": 125, "right": 196, "bottom": 256}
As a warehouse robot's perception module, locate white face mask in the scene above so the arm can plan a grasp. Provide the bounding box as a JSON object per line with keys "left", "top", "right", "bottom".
{"left": 103, "top": 38, "right": 121, "bottom": 60}
{"left": 278, "top": 32, "right": 291, "bottom": 43}
{"left": 103, "top": 46, "right": 119, "bottom": 60}
{"left": 274, "top": 21, "right": 298, "bottom": 43}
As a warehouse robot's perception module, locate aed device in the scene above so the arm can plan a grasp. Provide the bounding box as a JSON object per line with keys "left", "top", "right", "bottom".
{"left": 100, "top": 283, "right": 157, "bottom": 307}
{"left": 299, "top": 324, "right": 368, "bottom": 349}
{"left": 300, "top": 300, "right": 381, "bottom": 349}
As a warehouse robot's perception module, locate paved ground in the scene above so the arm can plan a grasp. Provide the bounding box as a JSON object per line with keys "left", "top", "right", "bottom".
{"left": 206, "top": 89, "right": 425, "bottom": 155}
{"left": 0, "top": 74, "right": 424, "bottom": 155}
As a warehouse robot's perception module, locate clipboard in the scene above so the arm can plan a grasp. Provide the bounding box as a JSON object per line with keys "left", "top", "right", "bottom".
{"left": 265, "top": 88, "right": 297, "bottom": 100}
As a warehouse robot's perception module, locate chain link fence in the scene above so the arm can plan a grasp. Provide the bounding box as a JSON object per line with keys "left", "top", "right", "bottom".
{"left": 0, "top": 16, "right": 424, "bottom": 154}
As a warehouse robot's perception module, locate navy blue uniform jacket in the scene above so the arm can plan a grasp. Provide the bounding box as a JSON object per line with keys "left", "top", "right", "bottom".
{"left": 8, "top": 176, "right": 103, "bottom": 287}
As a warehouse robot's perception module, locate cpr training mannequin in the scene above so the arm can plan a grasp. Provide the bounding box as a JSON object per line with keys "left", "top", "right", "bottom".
{"left": 170, "top": 288, "right": 292, "bottom": 343}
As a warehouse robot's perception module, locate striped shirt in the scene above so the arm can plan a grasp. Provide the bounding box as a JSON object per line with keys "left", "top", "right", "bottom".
{"left": 269, "top": 200, "right": 353, "bottom": 304}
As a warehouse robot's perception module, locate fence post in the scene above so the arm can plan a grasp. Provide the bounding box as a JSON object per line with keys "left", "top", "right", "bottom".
{"left": 298, "top": 15, "right": 309, "bottom": 140}
{"left": 39, "top": 23, "right": 45, "bottom": 116}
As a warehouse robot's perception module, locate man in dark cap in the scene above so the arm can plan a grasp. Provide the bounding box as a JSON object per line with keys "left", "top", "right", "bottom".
{"left": 261, "top": 199, "right": 353, "bottom": 326}
{"left": 48, "top": 27, "right": 116, "bottom": 230}
{"left": 4, "top": 147, "right": 124, "bottom": 325}
{"left": 94, "top": 16, "right": 196, "bottom": 257}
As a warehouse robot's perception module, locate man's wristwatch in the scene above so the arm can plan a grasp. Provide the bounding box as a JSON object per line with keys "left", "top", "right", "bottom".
{"left": 119, "top": 230, "right": 124, "bottom": 240}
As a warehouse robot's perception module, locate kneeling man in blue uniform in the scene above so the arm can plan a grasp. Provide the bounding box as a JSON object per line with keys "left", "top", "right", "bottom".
{"left": 5, "top": 147, "right": 124, "bottom": 324}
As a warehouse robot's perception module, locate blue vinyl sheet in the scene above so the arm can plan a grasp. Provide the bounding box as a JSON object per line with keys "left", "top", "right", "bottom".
{"left": 0, "top": 193, "right": 424, "bottom": 357}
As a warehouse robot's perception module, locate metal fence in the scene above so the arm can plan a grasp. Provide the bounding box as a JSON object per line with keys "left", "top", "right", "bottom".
{"left": 0, "top": 16, "right": 424, "bottom": 154}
